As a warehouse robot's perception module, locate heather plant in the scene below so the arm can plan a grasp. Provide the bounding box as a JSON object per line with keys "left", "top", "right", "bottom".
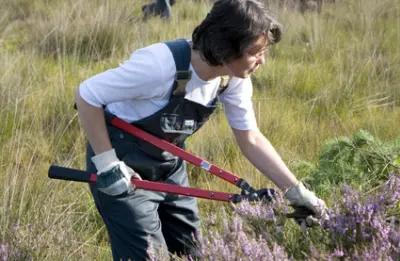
{"left": 146, "top": 241, "right": 170, "bottom": 261}
{"left": 233, "top": 194, "right": 289, "bottom": 238}
{"left": 147, "top": 205, "right": 291, "bottom": 261}
{"left": 198, "top": 214, "right": 290, "bottom": 261}
{"left": 210, "top": 172, "right": 400, "bottom": 260}
{"left": 0, "top": 234, "right": 31, "bottom": 261}
{"left": 319, "top": 173, "right": 400, "bottom": 260}
{"left": 148, "top": 199, "right": 292, "bottom": 261}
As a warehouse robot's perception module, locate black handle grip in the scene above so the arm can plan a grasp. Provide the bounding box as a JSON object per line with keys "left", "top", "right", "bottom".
{"left": 48, "top": 165, "right": 97, "bottom": 183}
{"left": 286, "top": 206, "right": 315, "bottom": 219}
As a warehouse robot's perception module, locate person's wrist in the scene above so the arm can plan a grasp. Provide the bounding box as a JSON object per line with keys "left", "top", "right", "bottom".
{"left": 91, "top": 148, "right": 119, "bottom": 173}
{"left": 282, "top": 180, "right": 301, "bottom": 196}
{"left": 284, "top": 182, "right": 312, "bottom": 204}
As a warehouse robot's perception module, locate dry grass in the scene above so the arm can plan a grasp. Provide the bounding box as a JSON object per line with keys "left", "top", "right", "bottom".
{"left": 0, "top": 0, "right": 399, "bottom": 259}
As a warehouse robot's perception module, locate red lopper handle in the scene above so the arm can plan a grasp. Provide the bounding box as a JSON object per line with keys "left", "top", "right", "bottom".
{"left": 48, "top": 165, "right": 236, "bottom": 202}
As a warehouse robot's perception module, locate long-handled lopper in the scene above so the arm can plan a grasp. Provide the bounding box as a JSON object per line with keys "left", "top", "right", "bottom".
{"left": 49, "top": 115, "right": 314, "bottom": 220}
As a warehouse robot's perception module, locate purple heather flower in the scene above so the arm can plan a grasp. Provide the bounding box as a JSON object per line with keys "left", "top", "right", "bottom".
{"left": 0, "top": 243, "right": 9, "bottom": 261}
{"left": 320, "top": 174, "right": 400, "bottom": 260}
{"left": 234, "top": 200, "right": 277, "bottom": 221}
{"left": 197, "top": 215, "right": 290, "bottom": 260}
{"left": 328, "top": 248, "right": 344, "bottom": 260}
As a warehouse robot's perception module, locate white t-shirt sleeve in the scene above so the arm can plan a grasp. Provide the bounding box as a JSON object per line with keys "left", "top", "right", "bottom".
{"left": 219, "top": 77, "right": 258, "bottom": 130}
{"left": 79, "top": 44, "right": 169, "bottom": 108}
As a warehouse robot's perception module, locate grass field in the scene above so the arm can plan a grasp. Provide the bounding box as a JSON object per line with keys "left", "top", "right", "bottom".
{"left": 1, "top": 0, "right": 399, "bottom": 259}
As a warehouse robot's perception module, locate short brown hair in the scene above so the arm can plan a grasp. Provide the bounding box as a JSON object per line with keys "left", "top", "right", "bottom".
{"left": 192, "top": 0, "right": 282, "bottom": 66}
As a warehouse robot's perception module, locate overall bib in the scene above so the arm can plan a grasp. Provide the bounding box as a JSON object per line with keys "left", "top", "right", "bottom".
{"left": 86, "top": 39, "right": 228, "bottom": 261}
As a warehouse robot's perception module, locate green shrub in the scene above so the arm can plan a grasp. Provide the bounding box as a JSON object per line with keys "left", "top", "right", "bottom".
{"left": 303, "top": 129, "right": 400, "bottom": 197}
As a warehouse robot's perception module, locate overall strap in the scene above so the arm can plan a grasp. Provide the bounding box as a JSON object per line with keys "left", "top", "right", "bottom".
{"left": 218, "top": 75, "right": 230, "bottom": 95}
{"left": 164, "top": 39, "right": 192, "bottom": 96}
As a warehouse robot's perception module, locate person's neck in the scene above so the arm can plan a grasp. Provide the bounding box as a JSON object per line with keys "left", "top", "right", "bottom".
{"left": 191, "top": 49, "right": 227, "bottom": 81}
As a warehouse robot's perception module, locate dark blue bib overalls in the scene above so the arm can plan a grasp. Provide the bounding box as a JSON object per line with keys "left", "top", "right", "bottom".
{"left": 86, "top": 40, "right": 228, "bottom": 261}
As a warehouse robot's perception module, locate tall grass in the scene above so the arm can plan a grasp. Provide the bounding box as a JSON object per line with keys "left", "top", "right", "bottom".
{"left": 0, "top": 0, "right": 399, "bottom": 259}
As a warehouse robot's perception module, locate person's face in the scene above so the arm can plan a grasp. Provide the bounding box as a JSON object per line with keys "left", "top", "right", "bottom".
{"left": 224, "top": 34, "right": 268, "bottom": 78}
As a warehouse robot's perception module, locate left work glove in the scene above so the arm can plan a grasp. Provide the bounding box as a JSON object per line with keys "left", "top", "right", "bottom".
{"left": 91, "top": 149, "right": 141, "bottom": 196}
{"left": 285, "top": 182, "right": 328, "bottom": 227}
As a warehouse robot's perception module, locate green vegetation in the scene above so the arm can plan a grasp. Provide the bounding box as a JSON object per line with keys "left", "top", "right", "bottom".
{"left": 0, "top": 0, "right": 399, "bottom": 259}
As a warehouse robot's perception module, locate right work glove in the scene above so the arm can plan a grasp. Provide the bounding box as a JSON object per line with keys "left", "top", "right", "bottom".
{"left": 91, "top": 149, "right": 141, "bottom": 196}
{"left": 284, "top": 182, "right": 328, "bottom": 227}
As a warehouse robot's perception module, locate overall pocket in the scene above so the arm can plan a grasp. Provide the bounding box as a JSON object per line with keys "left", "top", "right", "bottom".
{"left": 160, "top": 113, "right": 197, "bottom": 135}
{"left": 109, "top": 125, "right": 180, "bottom": 181}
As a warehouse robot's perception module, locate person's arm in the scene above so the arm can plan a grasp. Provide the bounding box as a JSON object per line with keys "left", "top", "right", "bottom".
{"left": 75, "top": 90, "right": 112, "bottom": 155}
{"left": 232, "top": 128, "right": 298, "bottom": 192}
{"left": 232, "top": 128, "right": 327, "bottom": 224}
{"left": 73, "top": 44, "right": 172, "bottom": 196}
{"left": 75, "top": 89, "right": 141, "bottom": 196}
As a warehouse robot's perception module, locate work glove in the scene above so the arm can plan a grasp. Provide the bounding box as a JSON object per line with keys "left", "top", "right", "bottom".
{"left": 284, "top": 182, "right": 328, "bottom": 227}
{"left": 91, "top": 149, "right": 141, "bottom": 196}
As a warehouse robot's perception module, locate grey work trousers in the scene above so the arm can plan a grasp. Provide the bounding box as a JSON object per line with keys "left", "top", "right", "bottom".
{"left": 87, "top": 146, "right": 201, "bottom": 261}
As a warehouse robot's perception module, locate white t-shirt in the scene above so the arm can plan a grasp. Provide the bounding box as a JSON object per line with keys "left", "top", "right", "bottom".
{"left": 79, "top": 42, "right": 258, "bottom": 130}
